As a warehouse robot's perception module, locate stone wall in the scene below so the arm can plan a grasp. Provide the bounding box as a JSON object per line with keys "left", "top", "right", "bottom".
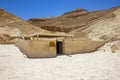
{"left": 15, "top": 38, "right": 105, "bottom": 58}
{"left": 15, "top": 39, "right": 57, "bottom": 58}
{"left": 63, "top": 38, "right": 104, "bottom": 55}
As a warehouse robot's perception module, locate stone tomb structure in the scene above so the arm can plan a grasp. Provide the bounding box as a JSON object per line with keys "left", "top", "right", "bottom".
{"left": 14, "top": 33, "right": 104, "bottom": 58}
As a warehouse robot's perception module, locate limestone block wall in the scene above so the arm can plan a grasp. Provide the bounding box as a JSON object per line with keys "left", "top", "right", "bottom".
{"left": 15, "top": 41, "right": 29, "bottom": 55}
{"left": 63, "top": 38, "right": 104, "bottom": 55}
{"left": 15, "top": 40, "right": 57, "bottom": 58}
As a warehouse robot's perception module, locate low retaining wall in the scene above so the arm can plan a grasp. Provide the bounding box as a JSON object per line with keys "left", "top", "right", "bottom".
{"left": 63, "top": 38, "right": 104, "bottom": 55}
{"left": 15, "top": 40, "right": 57, "bottom": 58}
{"left": 15, "top": 38, "right": 104, "bottom": 58}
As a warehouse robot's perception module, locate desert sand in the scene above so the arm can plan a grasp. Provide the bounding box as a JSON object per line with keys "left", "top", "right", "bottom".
{"left": 0, "top": 44, "right": 120, "bottom": 80}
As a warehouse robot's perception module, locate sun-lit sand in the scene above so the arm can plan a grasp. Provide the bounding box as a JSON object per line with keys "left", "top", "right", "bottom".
{"left": 0, "top": 45, "right": 120, "bottom": 80}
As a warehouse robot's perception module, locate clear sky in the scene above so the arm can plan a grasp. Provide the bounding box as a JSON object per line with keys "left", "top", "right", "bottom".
{"left": 0, "top": 0, "right": 120, "bottom": 20}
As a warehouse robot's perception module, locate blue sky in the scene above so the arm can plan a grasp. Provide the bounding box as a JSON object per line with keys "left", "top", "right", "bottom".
{"left": 0, "top": 0, "right": 120, "bottom": 20}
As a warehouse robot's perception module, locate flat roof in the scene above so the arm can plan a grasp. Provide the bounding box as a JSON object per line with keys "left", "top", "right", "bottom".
{"left": 10, "top": 33, "right": 74, "bottom": 38}
{"left": 28, "top": 33, "right": 74, "bottom": 37}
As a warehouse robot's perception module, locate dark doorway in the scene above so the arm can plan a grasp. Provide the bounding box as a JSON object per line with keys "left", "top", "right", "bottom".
{"left": 56, "top": 41, "right": 63, "bottom": 54}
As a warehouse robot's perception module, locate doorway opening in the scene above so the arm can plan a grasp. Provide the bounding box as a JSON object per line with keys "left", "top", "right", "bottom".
{"left": 56, "top": 41, "right": 63, "bottom": 55}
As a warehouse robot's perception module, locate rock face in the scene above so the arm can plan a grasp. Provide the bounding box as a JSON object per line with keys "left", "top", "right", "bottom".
{"left": 72, "top": 7, "right": 120, "bottom": 50}
{"left": 0, "top": 9, "right": 50, "bottom": 43}
{"left": 28, "top": 9, "right": 89, "bottom": 33}
{"left": 0, "top": 9, "right": 48, "bottom": 37}
{"left": 28, "top": 6, "right": 120, "bottom": 51}
{"left": 28, "top": 7, "right": 119, "bottom": 33}
{"left": 63, "top": 8, "right": 89, "bottom": 18}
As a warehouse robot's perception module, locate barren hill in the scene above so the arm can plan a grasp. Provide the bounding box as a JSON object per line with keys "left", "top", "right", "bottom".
{"left": 71, "top": 7, "right": 120, "bottom": 50}
{"left": 0, "top": 9, "right": 49, "bottom": 35}
{"left": 0, "top": 9, "right": 50, "bottom": 42}
{"left": 28, "top": 6, "right": 120, "bottom": 33}
{"left": 28, "top": 6, "right": 120, "bottom": 51}
{"left": 0, "top": 6, "right": 120, "bottom": 51}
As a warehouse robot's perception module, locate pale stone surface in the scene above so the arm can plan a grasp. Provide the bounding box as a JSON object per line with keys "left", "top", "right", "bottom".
{"left": 0, "top": 45, "right": 120, "bottom": 80}
{"left": 15, "top": 38, "right": 104, "bottom": 57}
{"left": 15, "top": 40, "right": 57, "bottom": 58}
{"left": 63, "top": 38, "right": 104, "bottom": 55}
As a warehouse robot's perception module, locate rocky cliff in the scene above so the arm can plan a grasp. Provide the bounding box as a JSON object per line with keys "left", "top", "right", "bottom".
{"left": 28, "top": 7, "right": 119, "bottom": 33}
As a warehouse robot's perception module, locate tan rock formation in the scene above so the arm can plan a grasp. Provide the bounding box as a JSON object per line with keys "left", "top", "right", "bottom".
{"left": 28, "top": 6, "right": 120, "bottom": 33}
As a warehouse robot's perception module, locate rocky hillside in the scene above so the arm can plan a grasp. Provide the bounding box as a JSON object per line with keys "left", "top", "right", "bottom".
{"left": 0, "top": 9, "right": 49, "bottom": 35}
{"left": 28, "top": 6, "right": 120, "bottom": 51}
{"left": 0, "top": 6, "right": 120, "bottom": 51}
{"left": 72, "top": 7, "right": 120, "bottom": 51}
{"left": 0, "top": 9, "right": 50, "bottom": 42}
{"left": 28, "top": 6, "right": 119, "bottom": 33}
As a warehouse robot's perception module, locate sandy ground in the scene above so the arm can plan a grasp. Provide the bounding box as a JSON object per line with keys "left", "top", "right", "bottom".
{"left": 0, "top": 45, "right": 120, "bottom": 80}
